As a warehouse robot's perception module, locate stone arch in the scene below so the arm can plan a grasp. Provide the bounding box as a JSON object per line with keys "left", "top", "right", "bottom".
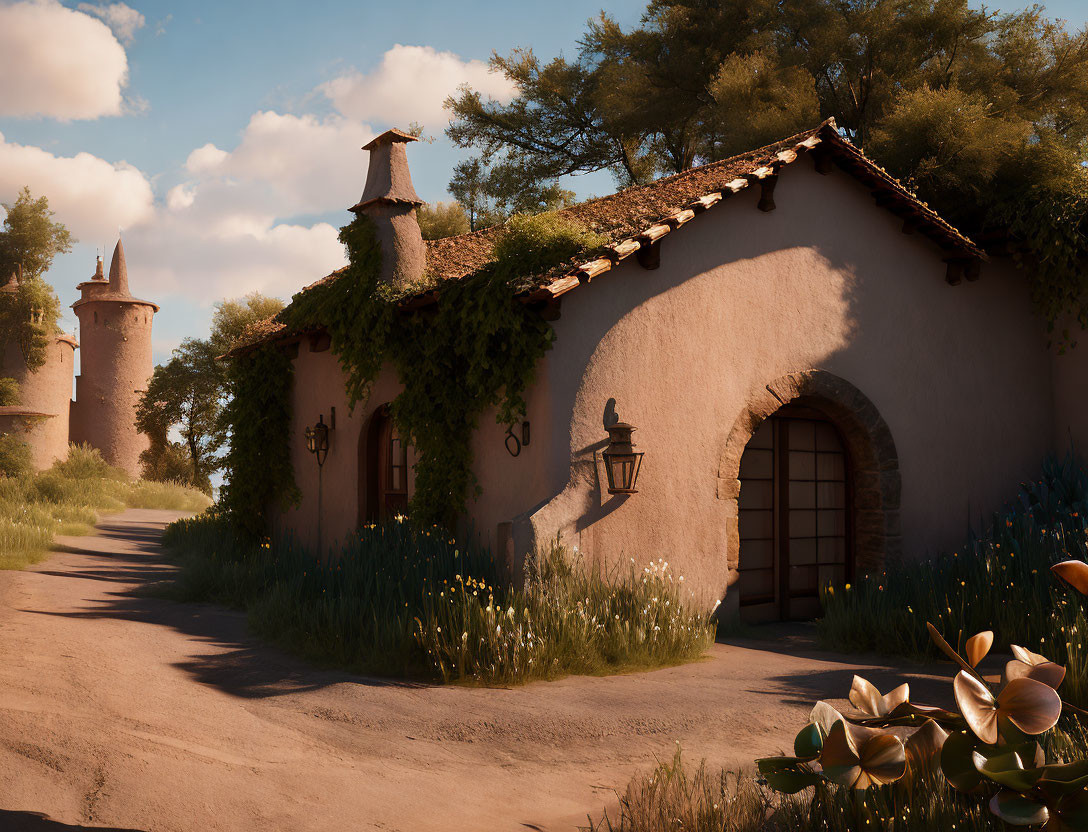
{"left": 716, "top": 370, "right": 901, "bottom": 595}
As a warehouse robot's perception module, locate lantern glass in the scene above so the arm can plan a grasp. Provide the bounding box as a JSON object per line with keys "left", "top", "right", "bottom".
{"left": 304, "top": 416, "right": 331, "bottom": 466}
{"left": 604, "top": 450, "right": 643, "bottom": 494}
{"left": 602, "top": 421, "right": 644, "bottom": 494}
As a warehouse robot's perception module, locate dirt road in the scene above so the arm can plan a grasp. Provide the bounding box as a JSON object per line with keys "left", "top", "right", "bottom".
{"left": 0, "top": 510, "right": 952, "bottom": 831}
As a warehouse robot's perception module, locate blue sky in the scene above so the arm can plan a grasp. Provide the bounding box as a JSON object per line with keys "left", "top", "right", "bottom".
{"left": 0, "top": 0, "right": 1084, "bottom": 366}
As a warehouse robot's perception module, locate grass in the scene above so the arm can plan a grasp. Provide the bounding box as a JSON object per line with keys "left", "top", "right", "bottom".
{"left": 0, "top": 443, "right": 210, "bottom": 569}
{"left": 817, "top": 452, "right": 1088, "bottom": 706}
{"left": 161, "top": 511, "right": 716, "bottom": 684}
{"left": 586, "top": 723, "right": 1088, "bottom": 832}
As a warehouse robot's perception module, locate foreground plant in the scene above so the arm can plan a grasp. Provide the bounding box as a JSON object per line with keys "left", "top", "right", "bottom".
{"left": 757, "top": 610, "right": 1088, "bottom": 828}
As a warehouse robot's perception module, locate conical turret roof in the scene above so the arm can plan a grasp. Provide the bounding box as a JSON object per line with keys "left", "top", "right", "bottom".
{"left": 108, "top": 238, "right": 130, "bottom": 296}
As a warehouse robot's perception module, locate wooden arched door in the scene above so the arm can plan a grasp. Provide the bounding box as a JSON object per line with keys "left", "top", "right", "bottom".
{"left": 737, "top": 405, "right": 853, "bottom": 622}
{"left": 361, "top": 405, "right": 409, "bottom": 522}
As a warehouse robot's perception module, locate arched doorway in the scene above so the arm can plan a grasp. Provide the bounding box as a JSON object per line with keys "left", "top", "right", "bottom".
{"left": 360, "top": 405, "right": 410, "bottom": 523}
{"left": 737, "top": 404, "right": 851, "bottom": 622}
{"left": 717, "top": 370, "right": 901, "bottom": 623}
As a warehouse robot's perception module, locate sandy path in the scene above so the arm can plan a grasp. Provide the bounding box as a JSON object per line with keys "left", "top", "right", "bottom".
{"left": 0, "top": 510, "right": 954, "bottom": 832}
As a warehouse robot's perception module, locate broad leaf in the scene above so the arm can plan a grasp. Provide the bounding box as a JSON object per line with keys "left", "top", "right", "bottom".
{"left": 793, "top": 722, "right": 824, "bottom": 759}
{"left": 966, "top": 630, "right": 994, "bottom": 667}
{"left": 1052, "top": 560, "right": 1088, "bottom": 595}
{"left": 955, "top": 670, "right": 999, "bottom": 744}
{"left": 988, "top": 790, "right": 1049, "bottom": 826}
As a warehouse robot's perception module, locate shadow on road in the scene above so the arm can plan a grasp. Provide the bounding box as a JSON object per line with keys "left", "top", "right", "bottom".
{"left": 20, "top": 519, "right": 426, "bottom": 700}
{"left": 0, "top": 810, "right": 146, "bottom": 831}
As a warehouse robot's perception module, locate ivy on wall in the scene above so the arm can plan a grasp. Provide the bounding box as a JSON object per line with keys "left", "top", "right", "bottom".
{"left": 219, "top": 341, "right": 300, "bottom": 539}
{"left": 228, "top": 212, "right": 606, "bottom": 531}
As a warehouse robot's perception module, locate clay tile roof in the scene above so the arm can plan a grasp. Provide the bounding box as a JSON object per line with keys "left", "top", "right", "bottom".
{"left": 424, "top": 119, "right": 983, "bottom": 301}
{"left": 230, "top": 119, "right": 984, "bottom": 356}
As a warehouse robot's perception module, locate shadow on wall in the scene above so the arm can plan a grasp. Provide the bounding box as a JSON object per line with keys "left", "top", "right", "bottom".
{"left": 0, "top": 811, "right": 145, "bottom": 831}
{"left": 537, "top": 160, "right": 1053, "bottom": 601}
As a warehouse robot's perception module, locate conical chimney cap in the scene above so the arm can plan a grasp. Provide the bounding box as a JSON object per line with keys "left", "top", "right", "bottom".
{"left": 108, "top": 238, "right": 130, "bottom": 296}
{"left": 351, "top": 128, "right": 423, "bottom": 212}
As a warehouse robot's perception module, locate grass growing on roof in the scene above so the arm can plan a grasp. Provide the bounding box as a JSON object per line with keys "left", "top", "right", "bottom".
{"left": 0, "top": 442, "right": 210, "bottom": 570}
{"left": 817, "top": 452, "right": 1088, "bottom": 707}
{"left": 161, "top": 511, "right": 715, "bottom": 684}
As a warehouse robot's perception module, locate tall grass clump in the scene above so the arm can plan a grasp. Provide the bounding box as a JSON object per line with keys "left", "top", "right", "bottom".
{"left": 0, "top": 442, "right": 210, "bottom": 569}
{"left": 818, "top": 452, "right": 1088, "bottom": 705}
{"left": 162, "top": 512, "right": 716, "bottom": 684}
{"left": 587, "top": 725, "right": 1088, "bottom": 832}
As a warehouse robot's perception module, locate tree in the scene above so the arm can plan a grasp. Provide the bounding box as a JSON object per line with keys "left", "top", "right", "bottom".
{"left": 137, "top": 292, "right": 285, "bottom": 490}
{"left": 446, "top": 0, "right": 1088, "bottom": 332}
{"left": 0, "top": 187, "right": 74, "bottom": 283}
{"left": 418, "top": 201, "right": 471, "bottom": 240}
{"left": 0, "top": 188, "right": 71, "bottom": 401}
{"left": 137, "top": 339, "right": 222, "bottom": 493}
{"left": 449, "top": 157, "right": 576, "bottom": 232}
{"left": 209, "top": 293, "right": 286, "bottom": 355}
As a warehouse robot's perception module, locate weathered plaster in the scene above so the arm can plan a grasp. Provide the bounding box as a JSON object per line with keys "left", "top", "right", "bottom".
{"left": 274, "top": 160, "right": 1056, "bottom": 612}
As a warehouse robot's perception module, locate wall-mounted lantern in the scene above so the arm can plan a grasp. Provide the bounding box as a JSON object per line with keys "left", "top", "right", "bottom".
{"left": 602, "top": 421, "right": 644, "bottom": 494}
{"left": 304, "top": 415, "right": 330, "bottom": 467}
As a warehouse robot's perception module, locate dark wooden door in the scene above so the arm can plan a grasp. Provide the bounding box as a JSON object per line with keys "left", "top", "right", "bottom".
{"left": 362, "top": 406, "right": 409, "bottom": 522}
{"left": 737, "top": 407, "right": 851, "bottom": 622}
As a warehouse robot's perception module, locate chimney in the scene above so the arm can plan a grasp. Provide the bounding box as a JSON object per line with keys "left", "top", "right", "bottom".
{"left": 349, "top": 128, "right": 425, "bottom": 291}
{"left": 108, "top": 238, "right": 130, "bottom": 296}
{"left": 93, "top": 255, "right": 105, "bottom": 281}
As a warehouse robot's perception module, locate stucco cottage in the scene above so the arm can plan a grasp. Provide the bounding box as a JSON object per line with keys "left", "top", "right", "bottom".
{"left": 241, "top": 120, "right": 1087, "bottom": 622}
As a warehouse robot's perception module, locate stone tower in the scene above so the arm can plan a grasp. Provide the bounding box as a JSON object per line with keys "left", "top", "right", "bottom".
{"left": 70, "top": 241, "right": 158, "bottom": 476}
{"left": 0, "top": 266, "right": 78, "bottom": 470}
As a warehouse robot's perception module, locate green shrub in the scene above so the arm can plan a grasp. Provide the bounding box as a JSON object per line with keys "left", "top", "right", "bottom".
{"left": 491, "top": 211, "right": 608, "bottom": 285}
{"left": 0, "top": 434, "right": 32, "bottom": 478}
{"left": 52, "top": 442, "right": 126, "bottom": 480}
{"left": 161, "top": 514, "right": 715, "bottom": 684}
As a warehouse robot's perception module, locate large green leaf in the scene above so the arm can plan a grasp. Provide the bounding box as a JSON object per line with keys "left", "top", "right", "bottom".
{"left": 941, "top": 731, "right": 984, "bottom": 792}
{"left": 973, "top": 750, "right": 1043, "bottom": 791}
{"left": 988, "top": 790, "right": 1049, "bottom": 826}
{"left": 793, "top": 722, "right": 824, "bottom": 759}
{"left": 1038, "top": 760, "right": 1088, "bottom": 797}
{"left": 759, "top": 765, "right": 824, "bottom": 795}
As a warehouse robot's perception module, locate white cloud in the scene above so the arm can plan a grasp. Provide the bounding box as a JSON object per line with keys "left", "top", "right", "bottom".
{"left": 185, "top": 143, "right": 229, "bottom": 174}
{"left": 319, "top": 44, "right": 517, "bottom": 130}
{"left": 0, "top": 130, "right": 154, "bottom": 241}
{"left": 125, "top": 215, "right": 346, "bottom": 302}
{"left": 179, "top": 111, "right": 375, "bottom": 217}
{"left": 0, "top": 0, "right": 130, "bottom": 120}
{"left": 76, "top": 2, "right": 145, "bottom": 45}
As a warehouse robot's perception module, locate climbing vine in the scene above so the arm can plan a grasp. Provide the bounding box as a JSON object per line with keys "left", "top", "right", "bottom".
{"left": 219, "top": 341, "right": 299, "bottom": 539}
{"left": 269, "top": 211, "right": 606, "bottom": 527}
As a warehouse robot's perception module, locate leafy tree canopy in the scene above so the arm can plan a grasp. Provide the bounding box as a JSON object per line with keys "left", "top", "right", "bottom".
{"left": 447, "top": 0, "right": 1088, "bottom": 333}
{"left": 137, "top": 292, "right": 285, "bottom": 492}
{"left": 418, "top": 201, "right": 471, "bottom": 240}
{"left": 0, "top": 187, "right": 71, "bottom": 372}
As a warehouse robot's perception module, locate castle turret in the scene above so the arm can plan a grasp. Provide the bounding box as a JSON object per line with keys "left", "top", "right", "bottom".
{"left": 349, "top": 128, "right": 425, "bottom": 291}
{"left": 0, "top": 261, "right": 76, "bottom": 471}
{"left": 70, "top": 240, "right": 157, "bottom": 476}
